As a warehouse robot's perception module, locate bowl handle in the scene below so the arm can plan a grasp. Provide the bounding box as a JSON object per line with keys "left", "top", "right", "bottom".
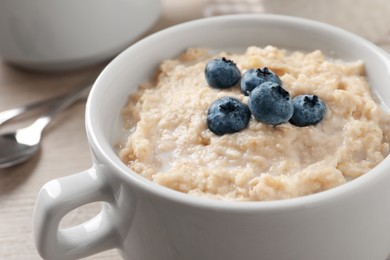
{"left": 33, "top": 167, "right": 119, "bottom": 260}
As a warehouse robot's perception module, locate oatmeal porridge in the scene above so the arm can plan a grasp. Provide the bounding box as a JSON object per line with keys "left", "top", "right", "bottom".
{"left": 118, "top": 46, "right": 390, "bottom": 201}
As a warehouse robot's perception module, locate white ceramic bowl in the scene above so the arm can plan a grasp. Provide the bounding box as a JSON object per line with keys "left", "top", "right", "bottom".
{"left": 34, "top": 14, "right": 390, "bottom": 260}
{"left": 0, "top": 0, "right": 161, "bottom": 71}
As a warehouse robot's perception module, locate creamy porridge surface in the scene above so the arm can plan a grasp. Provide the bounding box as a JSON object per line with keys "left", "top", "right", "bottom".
{"left": 119, "top": 46, "right": 390, "bottom": 201}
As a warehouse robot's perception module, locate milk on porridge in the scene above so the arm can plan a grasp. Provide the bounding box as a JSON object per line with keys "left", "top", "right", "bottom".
{"left": 119, "top": 46, "right": 390, "bottom": 201}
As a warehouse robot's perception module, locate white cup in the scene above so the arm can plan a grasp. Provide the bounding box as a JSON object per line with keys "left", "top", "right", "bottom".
{"left": 0, "top": 0, "right": 161, "bottom": 71}
{"left": 33, "top": 15, "right": 390, "bottom": 260}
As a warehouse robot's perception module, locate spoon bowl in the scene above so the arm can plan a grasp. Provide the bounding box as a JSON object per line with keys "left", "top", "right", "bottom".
{"left": 0, "top": 131, "right": 40, "bottom": 168}
{"left": 0, "top": 81, "right": 92, "bottom": 168}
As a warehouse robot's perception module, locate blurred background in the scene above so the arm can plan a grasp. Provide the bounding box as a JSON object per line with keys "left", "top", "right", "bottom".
{"left": 166, "top": 0, "right": 390, "bottom": 50}
{"left": 0, "top": 0, "right": 389, "bottom": 70}
{"left": 0, "top": 0, "right": 389, "bottom": 259}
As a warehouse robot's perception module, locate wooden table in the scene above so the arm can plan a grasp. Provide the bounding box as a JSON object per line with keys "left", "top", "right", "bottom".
{"left": 1, "top": 1, "right": 389, "bottom": 259}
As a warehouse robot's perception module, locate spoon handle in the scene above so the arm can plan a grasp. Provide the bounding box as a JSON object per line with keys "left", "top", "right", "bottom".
{"left": 29, "top": 78, "right": 94, "bottom": 133}
{"left": 0, "top": 95, "right": 60, "bottom": 126}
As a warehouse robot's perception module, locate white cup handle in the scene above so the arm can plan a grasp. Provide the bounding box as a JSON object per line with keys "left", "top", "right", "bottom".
{"left": 33, "top": 167, "right": 119, "bottom": 260}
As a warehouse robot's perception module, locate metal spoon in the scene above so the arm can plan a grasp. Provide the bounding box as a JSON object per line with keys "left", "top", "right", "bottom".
{"left": 0, "top": 95, "right": 61, "bottom": 127}
{"left": 0, "top": 81, "right": 92, "bottom": 168}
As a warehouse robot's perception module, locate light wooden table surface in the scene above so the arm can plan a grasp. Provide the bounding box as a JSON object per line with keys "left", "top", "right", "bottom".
{"left": 1, "top": 1, "right": 389, "bottom": 259}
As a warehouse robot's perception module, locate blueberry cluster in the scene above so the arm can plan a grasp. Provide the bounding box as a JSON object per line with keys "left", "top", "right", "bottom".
{"left": 205, "top": 57, "right": 326, "bottom": 135}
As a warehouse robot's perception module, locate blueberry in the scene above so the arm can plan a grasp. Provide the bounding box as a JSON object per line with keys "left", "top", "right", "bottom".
{"left": 207, "top": 97, "right": 251, "bottom": 135}
{"left": 205, "top": 57, "right": 241, "bottom": 89}
{"left": 249, "top": 82, "right": 293, "bottom": 125}
{"left": 240, "top": 67, "right": 282, "bottom": 96}
{"left": 289, "top": 95, "right": 326, "bottom": 127}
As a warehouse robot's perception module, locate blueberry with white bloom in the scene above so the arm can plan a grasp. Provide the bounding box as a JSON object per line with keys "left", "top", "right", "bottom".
{"left": 207, "top": 97, "right": 251, "bottom": 135}
{"left": 249, "top": 82, "right": 293, "bottom": 125}
{"left": 289, "top": 95, "right": 326, "bottom": 127}
{"left": 241, "top": 67, "right": 282, "bottom": 96}
{"left": 205, "top": 57, "right": 241, "bottom": 89}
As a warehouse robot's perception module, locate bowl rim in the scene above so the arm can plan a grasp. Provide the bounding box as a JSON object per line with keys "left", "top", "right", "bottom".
{"left": 87, "top": 14, "right": 390, "bottom": 212}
